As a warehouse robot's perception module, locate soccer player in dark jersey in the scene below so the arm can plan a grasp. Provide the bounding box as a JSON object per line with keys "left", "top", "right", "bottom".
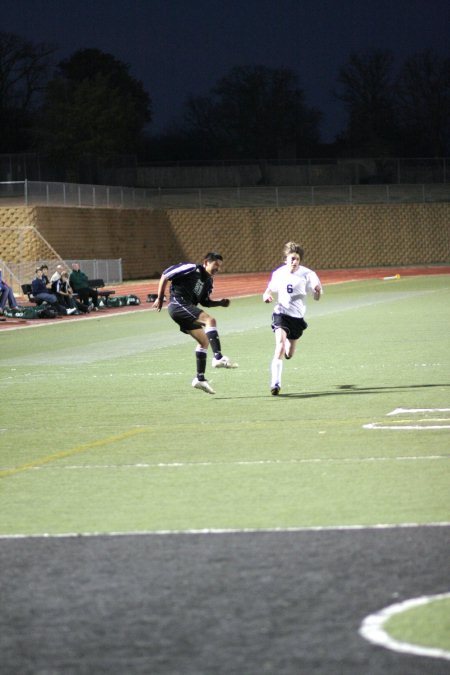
{"left": 152, "top": 252, "right": 238, "bottom": 394}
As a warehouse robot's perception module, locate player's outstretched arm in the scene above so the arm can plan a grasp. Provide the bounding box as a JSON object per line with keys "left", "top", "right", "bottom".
{"left": 152, "top": 274, "right": 168, "bottom": 311}
{"left": 263, "top": 288, "right": 273, "bottom": 303}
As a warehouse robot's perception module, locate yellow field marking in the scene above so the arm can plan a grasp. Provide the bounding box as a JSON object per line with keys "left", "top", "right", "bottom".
{"left": 0, "top": 428, "right": 148, "bottom": 479}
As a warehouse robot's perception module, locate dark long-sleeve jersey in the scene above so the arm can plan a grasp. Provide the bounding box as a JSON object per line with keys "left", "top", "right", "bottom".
{"left": 31, "top": 277, "right": 50, "bottom": 295}
{"left": 163, "top": 263, "right": 214, "bottom": 306}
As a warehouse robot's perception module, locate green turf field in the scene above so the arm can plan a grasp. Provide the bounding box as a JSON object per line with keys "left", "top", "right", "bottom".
{"left": 385, "top": 596, "right": 450, "bottom": 651}
{"left": 1, "top": 274, "right": 449, "bottom": 536}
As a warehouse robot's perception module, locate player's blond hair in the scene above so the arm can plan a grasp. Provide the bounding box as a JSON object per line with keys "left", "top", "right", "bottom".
{"left": 283, "top": 241, "right": 304, "bottom": 261}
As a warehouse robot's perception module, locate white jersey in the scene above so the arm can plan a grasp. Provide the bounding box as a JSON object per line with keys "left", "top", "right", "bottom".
{"left": 267, "top": 264, "right": 321, "bottom": 318}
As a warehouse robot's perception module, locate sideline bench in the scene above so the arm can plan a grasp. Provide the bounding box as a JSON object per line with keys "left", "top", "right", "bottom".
{"left": 22, "top": 282, "right": 80, "bottom": 306}
{"left": 21, "top": 280, "right": 115, "bottom": 307}
{"left": 88, "top": 279, "right": 116, "bottom": 305}
{"left": 21, "top": 284, "right": 41, "bottom": 304}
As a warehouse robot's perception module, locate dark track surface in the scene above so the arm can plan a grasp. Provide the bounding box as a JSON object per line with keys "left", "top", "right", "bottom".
{"left": 1, "top": 526, "right": 449, "bottom": 674}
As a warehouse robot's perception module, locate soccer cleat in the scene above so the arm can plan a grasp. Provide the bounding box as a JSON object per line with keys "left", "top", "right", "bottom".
{"left": 192, "top": 377, "right": 216, "bottom": 394}
{"left": 66, "top": 307, "right": 77, "bottom": 315}
{"left": 271, "top": 384, "right": 281, "bottom": 396}
{"left": 212, "top": 355, "right": 239, "bottom": 369}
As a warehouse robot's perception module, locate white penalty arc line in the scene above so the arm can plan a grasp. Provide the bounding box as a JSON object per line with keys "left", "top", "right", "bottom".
{"left": 359, "top": 592, "right": 450, "bottom": 661}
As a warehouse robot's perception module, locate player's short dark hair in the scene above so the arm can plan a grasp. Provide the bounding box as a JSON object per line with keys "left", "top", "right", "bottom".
{"left": 204, "top": 252, "right": 223, "bottom": 262}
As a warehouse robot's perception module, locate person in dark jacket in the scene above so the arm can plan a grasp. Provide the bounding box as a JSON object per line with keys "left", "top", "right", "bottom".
{"left": 53, "top": 271, "right": 91, "bottom": 314}
{"left": 31, "top": 268, "right": 76, "bottom": 315}
{"left": 69, "top": 263, "right": 99, "bottom": 309}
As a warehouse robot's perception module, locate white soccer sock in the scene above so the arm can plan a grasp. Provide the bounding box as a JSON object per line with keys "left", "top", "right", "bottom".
{"left": 271, "top": 357, "right": 283, "bottom": 387}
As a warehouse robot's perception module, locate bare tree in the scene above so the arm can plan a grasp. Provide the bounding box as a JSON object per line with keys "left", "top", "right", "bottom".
{"left": 183, "top": 65, "right": 321, "bottom": 160}
{"left": 396, "top": 50, "right": 450, "bottom": 156}
{"left": 334, "top": 50, "right": 398, "bottom": 155}
{"left": 36, "top": 48, "right": 152, "bottom": 180}
{"left": 0, "top": 32, "right": 55, "bottom": 151}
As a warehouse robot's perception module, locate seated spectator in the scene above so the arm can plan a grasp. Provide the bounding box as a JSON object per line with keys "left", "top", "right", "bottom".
{"left": 50, "top": 264, "right": 65, "bottom": 286}
{"left": 54, "top": 271, "right": 91, "bottom": 314}
{"left": 31, "top": 268, "right": 76, "bottom": 316}
{"left": 69, "top": 263, "right": 99, "bottom": 310}
{"left": 0, "top": 269, "right": 19, "bottom": 314}
{"left": 40, "top": 264, "right": 52, "bottom": 289}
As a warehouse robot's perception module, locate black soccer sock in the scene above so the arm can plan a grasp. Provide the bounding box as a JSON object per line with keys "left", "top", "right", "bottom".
{"left": 205, "top": 328, "right": 222, "bottom": 359}
{"left": 196, "top": 349, "right": 207, "bottom": 381}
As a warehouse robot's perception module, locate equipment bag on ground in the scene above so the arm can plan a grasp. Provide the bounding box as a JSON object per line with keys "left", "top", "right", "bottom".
{"left": 3, "top": 304, "right": 58, "bottom": 319}
{"left": 106, "top": 294, "right": 141, "bottom": 307}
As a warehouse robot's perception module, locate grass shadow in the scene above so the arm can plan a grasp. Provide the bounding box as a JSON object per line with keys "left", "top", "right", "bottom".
{"left": 282, "top": 382, "right": 450, "bottom": 399}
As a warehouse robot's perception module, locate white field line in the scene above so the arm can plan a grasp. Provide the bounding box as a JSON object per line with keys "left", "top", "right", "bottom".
{"left": 364, "top": 424, "right": 450, "bottom": 430}
{"left": 2, "top": 454, "right": 447, "bottom": 473}
{"left": 1, "top": 283, "right": 443, "bottom": 333}
{"left": 388, "top": 408, "right": 450, "bottom": 415}
{"left": 1, "top": 522, "right": 449, "bottom": 540}
{"left": 0, "top": 307, "right": 145, "bottom": 331}
{"left": 359, "top": 592, "right": 450, "bottom": 661}
{"left": 365, "top": 408, "right": 450, "bottom": 429}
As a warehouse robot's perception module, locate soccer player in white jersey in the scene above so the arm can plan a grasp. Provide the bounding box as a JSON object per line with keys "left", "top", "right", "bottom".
{"left": 263, "top": 242, "right": 322, "bottom": 395}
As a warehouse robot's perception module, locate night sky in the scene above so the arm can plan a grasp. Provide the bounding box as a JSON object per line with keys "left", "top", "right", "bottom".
{"left": 2, "top": 0, "right": 449, "bottom": 142}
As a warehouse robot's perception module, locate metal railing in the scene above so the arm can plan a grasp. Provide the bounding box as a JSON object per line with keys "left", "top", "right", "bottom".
{"left": 1, "top": 153, "right": 449, "bottom": 185}
{"left": 1, "top": 180, "right": 449, "bottom": 209}
{"left": 64, "top": 259, "right": 122, "bottom": 284}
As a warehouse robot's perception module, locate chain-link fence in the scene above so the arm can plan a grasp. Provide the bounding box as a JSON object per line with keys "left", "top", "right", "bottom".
{"left": 1, "top": 179, "right": 449, "bottom": 209}
{"left": 0, "top": 257, "right": 122, "bottom": 294}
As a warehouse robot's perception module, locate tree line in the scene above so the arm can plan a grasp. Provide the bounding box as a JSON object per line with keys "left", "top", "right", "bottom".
{"left": 1, "top": 32, "right": 449, "bottom": 181}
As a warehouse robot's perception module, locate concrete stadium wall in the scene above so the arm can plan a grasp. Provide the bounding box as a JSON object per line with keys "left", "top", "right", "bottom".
{"left": 0, "top": 203, "right": 449, "bottom": 279}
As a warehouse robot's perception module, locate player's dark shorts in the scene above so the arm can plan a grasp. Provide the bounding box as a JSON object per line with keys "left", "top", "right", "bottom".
{"left": 168, "top": 297, "right": 204, "bottom": 333}
{"left": 271, "top": 313, "right": 308, "bottom": 340}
